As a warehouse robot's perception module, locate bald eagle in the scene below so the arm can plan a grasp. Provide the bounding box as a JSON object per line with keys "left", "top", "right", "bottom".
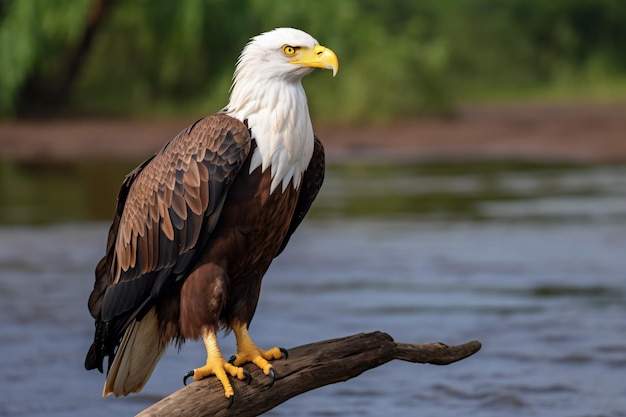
{"left": 85, "top": 28, "right": 338, "bottom": 403}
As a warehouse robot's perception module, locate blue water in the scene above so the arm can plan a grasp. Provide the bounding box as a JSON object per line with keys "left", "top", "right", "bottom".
{"left": 1, "top": 163, "right": 625, "bottom": 416}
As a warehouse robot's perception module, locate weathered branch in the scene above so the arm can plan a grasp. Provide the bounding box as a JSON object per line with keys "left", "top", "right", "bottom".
{"left": 136, "top": 331, "right": 481, "bottom": 417}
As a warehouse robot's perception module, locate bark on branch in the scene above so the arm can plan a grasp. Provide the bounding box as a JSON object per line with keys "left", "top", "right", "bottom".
{"left": 136, "top": 331, "right": 481, "bottom": 417}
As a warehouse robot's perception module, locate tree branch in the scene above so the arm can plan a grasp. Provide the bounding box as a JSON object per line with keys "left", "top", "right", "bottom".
{"left": 136, "top": 331, "right": 481, "bottom": 417}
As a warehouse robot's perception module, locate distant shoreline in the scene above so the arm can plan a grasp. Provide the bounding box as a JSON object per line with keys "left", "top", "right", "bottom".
{"left": 2, "top": 100, "right": 626, "bottom": 164}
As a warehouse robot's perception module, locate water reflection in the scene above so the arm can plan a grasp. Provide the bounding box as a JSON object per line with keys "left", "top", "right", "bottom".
{"left": 2, "top": 160, "right": 626, "bottom": 224}
{"left": 0, "top": 160, "right": 138, "bottom": 224}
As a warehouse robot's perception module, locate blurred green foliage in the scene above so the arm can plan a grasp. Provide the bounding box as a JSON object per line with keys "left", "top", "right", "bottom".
{"left": 0, "top": 0, "right": 92, "bottom": 113}
{"left": 1, "top": 0, "right": 626, "bottom": 121}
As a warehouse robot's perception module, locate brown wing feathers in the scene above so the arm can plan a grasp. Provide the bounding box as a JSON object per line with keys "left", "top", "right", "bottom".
{"left": 85, "top": 114, "right": 250, "bottom": 372}
{"left": 87, "top": 157, "right": 155, "bottom": 320}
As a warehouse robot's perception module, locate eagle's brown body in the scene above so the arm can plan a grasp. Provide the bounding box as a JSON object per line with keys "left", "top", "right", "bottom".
{"left": 85, "top": 114, "right": 324, "bottom": 376}
{"left": 158, "top": 126, "right": 322, "bottom": 343}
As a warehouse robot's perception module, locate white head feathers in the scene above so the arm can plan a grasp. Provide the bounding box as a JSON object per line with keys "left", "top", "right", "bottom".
{"left": 225, "top": 28, "right": 334, "bottom": 193}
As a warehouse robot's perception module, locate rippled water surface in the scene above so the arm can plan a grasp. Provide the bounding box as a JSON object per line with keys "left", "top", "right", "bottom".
{"left": 1, "top": 161, "right": 625, "bottom": 416}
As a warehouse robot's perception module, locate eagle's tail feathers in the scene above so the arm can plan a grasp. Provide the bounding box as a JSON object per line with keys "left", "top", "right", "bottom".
{"left": 103, "top": 308, "right": 165, "bottom": 397}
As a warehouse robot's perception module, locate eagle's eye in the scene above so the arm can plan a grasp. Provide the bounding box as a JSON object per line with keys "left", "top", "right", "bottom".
{"left": 282, "top": 45, "right": 298, "bottom": 56}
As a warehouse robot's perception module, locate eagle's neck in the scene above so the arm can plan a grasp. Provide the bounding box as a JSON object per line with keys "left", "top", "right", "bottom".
{"left": 224, "top": 75, "right": 314, "bottom": 194}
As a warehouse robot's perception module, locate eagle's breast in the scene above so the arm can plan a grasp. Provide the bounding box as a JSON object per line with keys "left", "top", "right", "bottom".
{"left": 210, "top": 143, "right": 301, "bottom": 273}
{"left": 225, "top": 71, "right": 314, "bottom": 194}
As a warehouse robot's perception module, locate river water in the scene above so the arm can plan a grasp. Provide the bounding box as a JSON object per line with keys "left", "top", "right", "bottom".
{"left": 1, "top": 161, "right": 625, "bottom": 417}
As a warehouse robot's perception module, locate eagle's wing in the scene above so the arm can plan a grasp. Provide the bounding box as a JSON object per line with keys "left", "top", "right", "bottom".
{"left": 85, "top": 114, "right": 250, "bottom": 371}
{"left": 276, "top": 136, "right": 325, "bottom": 256}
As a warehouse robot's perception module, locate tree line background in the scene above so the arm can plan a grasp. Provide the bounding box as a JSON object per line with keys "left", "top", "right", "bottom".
{"left": 1, "top": 0, "right": 626, "bottom": 122}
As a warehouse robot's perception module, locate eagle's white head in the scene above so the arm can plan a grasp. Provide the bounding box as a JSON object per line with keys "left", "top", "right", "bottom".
{"left": 225, "top": 28, "right": 338, "bottom": 193}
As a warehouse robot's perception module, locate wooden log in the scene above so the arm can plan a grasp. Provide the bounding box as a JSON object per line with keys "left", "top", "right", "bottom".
{"left": 136, "top": 332, "right": 481, "bottom": 417}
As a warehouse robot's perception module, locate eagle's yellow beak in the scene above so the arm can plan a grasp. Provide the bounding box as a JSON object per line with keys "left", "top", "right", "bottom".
{"left": 290, "top": 45, "right": 339, "bottom": 77}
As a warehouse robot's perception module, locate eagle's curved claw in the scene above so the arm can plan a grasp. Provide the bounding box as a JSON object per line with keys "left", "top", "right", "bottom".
{"left": 183, "top": 370, "right": 194, "bottom": 386}
{"left": 279, "top": 347, "right": 289, "bottom": 359}
{"left": 267, "top": 368, "right": 276, "bottom": 387}
{"left": 226, "top": 394, "right": 234, "bottom": 409}
{"left": 228, "top": 355, "right": 237, "bottom": 364}
{"left": 242, "top": 369, "right": 252, "bottom": 385}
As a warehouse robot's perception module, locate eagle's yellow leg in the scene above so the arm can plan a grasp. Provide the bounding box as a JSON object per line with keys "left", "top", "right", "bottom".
{"left": 230, "top": 320, "right": 285, "bottom": 378}
{"left": 188, "top": 328, "right": 249, "bottom": 399}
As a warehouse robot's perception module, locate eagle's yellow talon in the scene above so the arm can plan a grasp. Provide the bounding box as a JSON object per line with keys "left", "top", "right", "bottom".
{"left": 264, "top": 347, "right": 285, "bottom": 360}
{"left": 230, "top": 321, "right": 285, "bottom": 382}
{"left": 184, "top": 328, "right": 252, "bottom": 399}
{"left": 193, "top": 362, "right": 234, "bottom": 395}
{"left": 251, "top": 357, "right": 273, "bottom": 375}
